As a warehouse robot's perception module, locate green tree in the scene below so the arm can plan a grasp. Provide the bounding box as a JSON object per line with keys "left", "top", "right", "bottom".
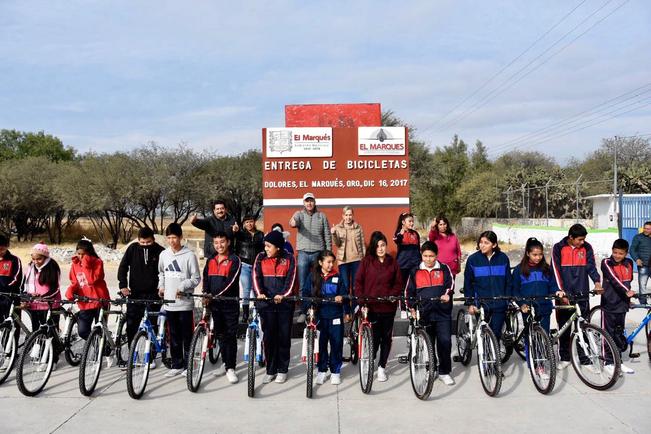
{"left": 0, "top": 129, "right": 75, "bottom": 162}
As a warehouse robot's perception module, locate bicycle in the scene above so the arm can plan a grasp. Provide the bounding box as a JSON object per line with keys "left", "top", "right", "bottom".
{"left": 299, "top": 299, "right": 319, "bottom": 399}
{"left": 406, "top": 297, "right": 437, "bottom": 400}
{"left": 551, "top": 293, "right": 621, "bottom": 390}
{"left": 355, "top": 300, "right": 374, "bottom": 394}
{"left": 500, "top": 301, "right": 525, "bottom": 363}
{"left": 342, "top": 297, "right": 358, "bottom": 365}
{"left": 588, "top": 298, "right": 651, "bottom": 361}
{"left": 126, "top": 299, "right": 174, "bottom": 400}
{"left": 16, "top": 298, "right": 83, "bottom": 396}
{"left": 186, "top": 294, "right": 225, "bottom": 393}
{"left": 244, "top": 300, "right": 264, "bottom": 398}
{"left": 454, "top": 297, "right": 503, "bottom": 397}
{"left": 78, "top": 295, "right": 128, "bottom": 396}
{"left": 0, "top": 293, "right": 34, "bottom": 385}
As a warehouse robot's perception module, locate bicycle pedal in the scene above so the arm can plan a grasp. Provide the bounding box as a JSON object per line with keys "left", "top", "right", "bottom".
{"left": 452, "top": 355, "right": 462, "bottom": 362}
{"left": 397, "top": 355, "right": 409, "bottom": 364}
{"left": 629, "top": 352, "right": 640, "bottom": 358}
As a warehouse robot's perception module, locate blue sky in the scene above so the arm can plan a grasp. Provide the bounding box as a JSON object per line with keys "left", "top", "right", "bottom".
{"left": 1, "top": 0, "right": 649, "bottom": 160}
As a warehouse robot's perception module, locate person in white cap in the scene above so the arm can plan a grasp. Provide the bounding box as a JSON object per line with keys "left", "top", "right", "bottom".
{"left": 289, "top": 193, "right": 331, "bottom": 322}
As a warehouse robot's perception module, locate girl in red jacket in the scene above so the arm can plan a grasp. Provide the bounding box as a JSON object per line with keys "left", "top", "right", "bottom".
{"left": 354, "top": 231, "right": 403, "bottom": 382}
{"left": 66, "top": 239, "right": 110, "bottom": 340}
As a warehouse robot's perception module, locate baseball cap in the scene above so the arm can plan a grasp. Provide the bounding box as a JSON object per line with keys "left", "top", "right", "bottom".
{"left": 303, "top": 192, "right": 315, "bottom": 201}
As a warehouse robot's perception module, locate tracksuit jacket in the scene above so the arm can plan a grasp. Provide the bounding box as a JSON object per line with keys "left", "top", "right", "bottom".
{"left": 551, "top": 237, "right": 600, "bottom": 297}
{"left": 0, "top": 251, "right": 22, "bottom": 308}
{"left": 394, "top": 229, "right": 421, "bottom": 270}
{"left": 463, "top": 250, "right": 512, "bottom": 312}
{"left": 511, "top": 263, "right": 558, "bottom": 316}
{"left": 252, "top": 252, "right": 296, "bottom": 312}
{"left": 405, "top": 261, "right": 455, "bottom": 322}
{"left": 301, "top": 271, "right": 350, "bottom": 319}
{"left": 203, "top": 252, "right": 241, "bottom": 311}
{"left": 600, "top": 257, "right": 634, "bottom": 314}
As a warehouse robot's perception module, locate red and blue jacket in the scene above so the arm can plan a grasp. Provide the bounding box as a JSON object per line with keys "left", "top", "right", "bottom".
{"left": 301, "top": 271, "right": 350, "bottom": 319}
{"left": 203, "top": 252, "right": 241, "bottom": 311}
{"left": 600, "top": 257, "right": 633, "bottom": 314}
{"left": 551, "top": 237, "right": 600, "bottom": 297}
{"left": 0, "top": 251, "right": 22, "bottom": 308}
{"left": 253, "top": 251, "right": 296, "bottom": 312}
{"left": 405, "top": 261, "right": 454, "bottom": 321}
{"left": 511, "top": 263, "right": 558, "bottom": 316}
{"left": 463, "top": 250, "right": 512, "bottom": 312}
{"left": 394, "top": 229, "right": 421, "bottom": 270}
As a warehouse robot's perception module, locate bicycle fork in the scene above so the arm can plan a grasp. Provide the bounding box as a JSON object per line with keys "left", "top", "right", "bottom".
{"left": 301, "top": 326, "right": 320, "bottom": 363}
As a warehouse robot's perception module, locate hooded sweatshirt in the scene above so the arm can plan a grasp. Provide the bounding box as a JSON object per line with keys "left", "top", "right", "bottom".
{"left": 66, "top": 255, "right": 110, "bottom": 310}
{"left": 117, "top": 242, "right": 164, "bottom": 299}
{"left": 158, "top": 245, "right": 201, "bottom": 312}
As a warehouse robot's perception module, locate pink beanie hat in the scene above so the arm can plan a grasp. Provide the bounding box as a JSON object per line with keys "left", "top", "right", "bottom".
{"left": 31, "top": 242, "right": 50, "bottom": 258}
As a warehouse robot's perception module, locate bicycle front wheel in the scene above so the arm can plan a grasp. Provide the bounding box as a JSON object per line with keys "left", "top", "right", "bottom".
{"left": 64, "top": 313, "right": 83, "bottom": 367}
{"left": 187, "top": 325, "right": 207, "bottom": 393}
{"left": 409, "top": 328, "right": 436, "bottom": 400}
{"left": 0, "top": 322, "right": 18, "bottom": 384}
{"left": 115, "top": 316, "right": 129, "bottom": 366}
{"left": 587, "top": 305, "right": 604, "bottom": 327}
{"left": 499, "top": 311, "right": 520, "bottom": 364}
{"left": 570, "top": 323, "right": 621, "bottom": 390}
{"left": 247, "top": 328, "right": 256, "bottom": 398}
{"left": 126, "top": 330, "right": 151, "bottom": 400}
{"left": 455, "top": 309, "right": 472, "bottom": 365}
{"left": 306, "top": 328, "right": 315, "bottom": 398}
{"left": 79, "top": 327, "right": 104, "bottom": 396}
{"left": 477, "top": 324, "right": 502, "bottom": 397}
{"left": 17, "top": 329, "right": 53, "bottom": 397}
{"left": 358, "top": 324, "right": 374, "bottom": 394}
{"left": 527, "top": 324, "right": 556, "bottom": 395}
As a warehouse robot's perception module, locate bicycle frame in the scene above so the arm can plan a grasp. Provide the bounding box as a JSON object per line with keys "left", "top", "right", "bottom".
{"left": 197, "top": 305, "right": 216, "bottom": 359}
{"left": 621, "top": 305, "right": 651, "bottom": 345}
{"left": 301, "top": 305, "right": 319, "bottom": 363}
{"left": 137, "top": 305, "right": 167, "bottom": 361}
{"left": 357, "top": 305, "right": 371, "bottom": 359}
{"left": 244, "top": 304, "right": 263, "bottom": 363}
{"left": 553, "top": 302, "right": 603, "bottom": 369}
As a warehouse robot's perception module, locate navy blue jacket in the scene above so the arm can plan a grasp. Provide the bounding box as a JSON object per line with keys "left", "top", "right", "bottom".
{"left": 511, "top": 263, "right": 558, "bottom": 316}
{"left": 302, "top": 271, "right": 350, "bottom": 319}
{"left": 203, "top": 252, "right": 241, "bottom": 311}
{"left": 463, "top": 250, "right": 512, "bottom": 312}
{"left": 405, "top": 262, "right": 454, "bottom": 322}
{"left": 600, "top": 257, "right": 634, "bottom": 314}
{"left": 551, "top": 236, "right": 600, "bottom": 297}
{"left": 394, "top": 229, "right": 421, "bottom": 270}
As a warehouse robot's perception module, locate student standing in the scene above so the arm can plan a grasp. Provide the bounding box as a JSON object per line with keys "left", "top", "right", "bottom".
{"left": 0, "top": 234, "right": 22, "bottom": 322}
{"left": 394, "top": 212, "right": 421, "bottom": 317}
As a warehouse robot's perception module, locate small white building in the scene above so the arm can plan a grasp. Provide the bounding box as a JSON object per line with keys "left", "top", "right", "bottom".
{"left": 585, "top": 194, "right": 618, "bottom": 229}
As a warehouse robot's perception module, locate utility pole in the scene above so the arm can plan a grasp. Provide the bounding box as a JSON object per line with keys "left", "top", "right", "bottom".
{"left": 613, "top": 138, "right": 618, "bottom": 196}
{"left": 506, "top": 186, "right": 512, "bottom": 219}
{"left": 575, "top": 174, "right": 583, "bottom": 221}
{"left": 521, "top": 183, "right": 527, "bottom": 219}
{"left": 545, "top": 179, "right": 552, "bottom": 226}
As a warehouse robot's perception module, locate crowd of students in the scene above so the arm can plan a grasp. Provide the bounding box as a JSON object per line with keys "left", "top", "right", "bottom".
{"left": 0, "top": 196, "right": 647, "bottom": 386}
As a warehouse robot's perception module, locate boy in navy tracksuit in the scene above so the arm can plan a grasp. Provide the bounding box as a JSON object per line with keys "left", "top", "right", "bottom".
{"left": 600, "top": 238, "right": 636, "bottom": 374}
{"left": 302, "top": 250, "right": 350, "bottom": 386}
{"left": 406, "top": 241, "right": 455, "bottom": 385}
{"left": 203, "top": 232, "right": 241, "bottom": 383}
{"left": 253, "top": 230, "right": 297, "bottom": 384}
{"left": 394, "top": 212, "right": 421, "bottom": 317}
{"left": 463, "top": 231, "right": 512, "bottom": 340}
{"left": 0, "top": 235, "right": 22, "bottom": 322}
{"left": 551, "top": 224, "right": 602, "bottom": 367}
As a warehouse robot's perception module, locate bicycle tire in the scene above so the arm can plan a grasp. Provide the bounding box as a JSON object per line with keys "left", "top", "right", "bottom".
{"left": 306, "top": 328, "right": 315, "bottom": 398}
{"left": 409, "top": 328, "right": 436, "bottom": 400}
{"left": 587, "top": 305, "right": 604, "bottom": 327}
{"left": 455, "top": 309, "right": 472, "bottom": 366}
{"left": 16, "top": 329, "right": 53, "bottom": 397}
{"left": 64, "top": 313, "right": 83, "bottom": 367}
{"left": 126, "top": 330, "right": 151, "bottom": 400}
{"left": 348, "top": 317, "right": 359, "bottom": 365}
{"left": 646, "top": 314, "right": 651, "bottom": 361}
{"left": 208, "top": 341, "right": 220, "bottom": 365}
{"left": 527, "top": 324, "right": 556, "bottom": 395}
{"left": 570, "top": 323, "right": 621, "bottom": 391}
{"left": 358, "top": 324, "right": 374, "bottom": 394}
{"left": 499, "top": 312, "right": 518, "bottom": 364}
{"left": 79, "top": 327, "right": 104, "bottom": 396}
{"left": 514, "top": 333, "right": 526, "bottom": 361}
{"left": 187, "top": 325, "right": 207, "bottom": 393}
{"left": 477, "top": 324, "right": 502, "bottom": 397}
{"left": 247, "top": 328, "right": 256, "bottom": 398}
{"left": 0, "top": 322, "right": 18, "bottom": 384}
{"left": 115, "top": 316, "right": 129, "bottom": 366}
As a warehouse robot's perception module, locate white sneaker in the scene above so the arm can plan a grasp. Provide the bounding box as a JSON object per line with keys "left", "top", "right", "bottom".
{"left": 181, "top": 369, "right": 187, "bottom": 377}
{"left": 103, "top": 356, "right": 113, "bottom": 369}
{"left": 439, "top": 374, "right": 455, "bottom": 386}
{"left": 557, "top": 360, "right": 571, "bottom": 370}
{"left": 263, "top": 374, "right": 276, "bottom": 383}
{"left": 621, "top": 363, "right": 635, "bottom": 374}
{"left": 316, "top": 372, "right": 327, "bottom": 385}
{"left": 51, "top": 362, "right": 57, "bottom": 372}
{"left": 150, "top": 359, "right": 157, "bottom": 370}
{"left": 377, "top": 367, "right": 388, "bottom": 382}
{"left": 400, "top": 310, "right": 408, "bottom": 320}
{"left": 226, "top": 369, "right": 239, "bottom": 383}
{"left": 330, "top": 373, "right": 341, "bottom": 385}
{"left": 213, "top": 364, "right": 226, "bottom": 377}
{"left": 536, "top": 367, "right": 550, "bottom": 381}
{"left": 0, "top": 359, "right": 10, "bottom": 371}
{"left": 275, "top": 373, "right": 287, "bottom": 383}
{"left": 604, "top": 364, "right": 615, "bottom": 377}
{"left": 164, "top": 368, "right": 184, "bottom": 377}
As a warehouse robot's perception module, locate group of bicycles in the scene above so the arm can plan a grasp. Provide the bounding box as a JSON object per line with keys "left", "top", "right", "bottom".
{"left": 1, "top": 290, "right": 649, "bottom": 401}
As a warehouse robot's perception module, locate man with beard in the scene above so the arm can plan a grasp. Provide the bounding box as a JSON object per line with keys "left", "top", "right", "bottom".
{"left": 191, "top": 199, "right": 239, "bottom": 258}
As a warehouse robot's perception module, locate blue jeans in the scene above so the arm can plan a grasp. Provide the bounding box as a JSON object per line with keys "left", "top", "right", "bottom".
{"left": 317, "top": 317, "right": 344, "bottom": 374}
{"left": 298, "top": 251, "right": 321, "bottom": 292}
{"left": 240, "top": 262, "right": 253, "bottom": 306}
{"left": 638, "top": 267, "right": 649, "bottom": 304}
{"left": 338, "top": 261, "right": 360, "bottom": 293}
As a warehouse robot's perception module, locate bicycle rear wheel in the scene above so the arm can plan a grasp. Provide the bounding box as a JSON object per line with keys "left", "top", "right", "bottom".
{"left": 306, "top": 328, "right": 315, "bottom": 398}
{"left": 455, "top": 309, "right": 472, "bottom": 365}
{"left": 126, "top": 330, "right": 151, "bottom": 400}
{"left": 187, "top": 325, "right": 207, "bottom": 393}
{"left": 570, "top": 323, "right": 620, "bottom": 390}
{"left": 247, "top": 328, "right": 256, "bottom": 398}
{"left": 358, "top": 324, "right": 374, "bottom": 394}
{"left": 64, "top": 314, "right": 83, "bottom": 367}
{"left": 79, "top": 327, "right": 104, "bottom": 396}
{"left": 17, "top": 329, "right": 53, "bottom": 396}
{"left": 115, "top": 316, "right": 129, "bottom": 366}
{"left": 527, "top": 324, "right": 556, "bottom": 394}
{"left": 587, "top": 305, "right": 604, "bottom": 327}
{"left": 499, "top": 310, "right": 520, "bottom": 363}
{"left": 0, "top": 322, "right": 18, "bottom": 384}
{"left": 409, "top": 328, "right": 436, "bottom": 400}
{"left": 477, "top": 324, "right": 502, "bottom": 397}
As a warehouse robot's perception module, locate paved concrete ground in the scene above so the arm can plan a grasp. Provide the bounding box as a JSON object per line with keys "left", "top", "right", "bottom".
{"left": 0, "top": 301, "right": 649, "bottom": 434}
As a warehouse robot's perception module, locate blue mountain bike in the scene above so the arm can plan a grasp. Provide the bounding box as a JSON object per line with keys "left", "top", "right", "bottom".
{"left": 588, "top": 300, "right": 651, "bottom": 361}
{"left": 244, "top": 301, "right": 264, "bottom": 398}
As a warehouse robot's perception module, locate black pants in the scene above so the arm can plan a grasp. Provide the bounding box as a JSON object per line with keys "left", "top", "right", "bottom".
{"left": 0, "top": 298, "right": 11, "bottom": 322}
{"left": 261, "top": 309, "right": 293, "bottom": 375}
{"left": 425, "top": 319, "right": 452, "bottom": 375}
{"left": 167, "top": 310, "right": 194, "bottom": 369}
{"left": 77, "top": 309, "right": 100, "bottom": 340}
{"left": 556, "top": 300, "right": 589, "bottom": 362}
{"left": 368, "top": 311, "right": 395, "bottom": 369}
{"left": 211, "top": 305, "right": 239, "bottom": 370}
{"left": 125, "top": 303, "right": 161, "bottom": 347}
{"left": 603, "top": 310, "right": 627, "bottom": 363}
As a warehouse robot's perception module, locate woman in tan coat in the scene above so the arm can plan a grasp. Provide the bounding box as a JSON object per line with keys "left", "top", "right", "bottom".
{"left": 331, "top": 206, "right": 365, "bottom": 296}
